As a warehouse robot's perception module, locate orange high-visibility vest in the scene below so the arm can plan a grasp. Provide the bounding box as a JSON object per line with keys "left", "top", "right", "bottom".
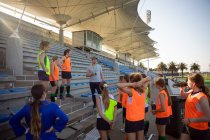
{"left": 126, "top": 88, "right": 145, "bottom": 121}
{"left": 122, "top": 93, "right": 128, "bottom": 108}
{"left": 62, "top": 56, "right": 71, "bottom": 72}
{"left": 49, "top": 63, "right": 59, "bottom": 81}
{"left": 155, "top": 90, "right": 170, "bottom": 118}
{"left": 185, "top": 92, "right": 208, "bottom": 130}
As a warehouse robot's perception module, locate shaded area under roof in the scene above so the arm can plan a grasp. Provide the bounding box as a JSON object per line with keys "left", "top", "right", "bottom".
{"left": 1, "top": 0, "right": 158, "bottom": 60}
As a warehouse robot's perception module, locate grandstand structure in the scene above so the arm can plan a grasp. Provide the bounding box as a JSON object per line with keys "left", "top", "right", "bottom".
{"left": 0, "top": 0, "right": 158, "bottom": 139}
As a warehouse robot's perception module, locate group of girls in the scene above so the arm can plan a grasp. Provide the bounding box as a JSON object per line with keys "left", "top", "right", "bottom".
{"left": 37, "top": 41, "right": 73, "bottom": 102}
{"left": 96, "top": 72, "right": 210, "bottom": 140}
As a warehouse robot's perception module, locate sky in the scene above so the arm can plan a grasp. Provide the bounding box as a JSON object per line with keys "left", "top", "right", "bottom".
{"left": 138, "top": 0, "right": 210, "bottom": 72}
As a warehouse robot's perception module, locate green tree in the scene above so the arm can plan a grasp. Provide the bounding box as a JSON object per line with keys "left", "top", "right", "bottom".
{"left": 178, "top": 63, "right": 188, "bottom": 78}
{"left": 190, "top": 63, "right": 200, "bottom": 72}
{"left": 157, "top": 62, "right": 167, "bottom": 74}
{"left": 168, "top": 61, "right": 178, "bottom": 77}
{"left": 138, "top": 62, "right": 146, "bottom": 69}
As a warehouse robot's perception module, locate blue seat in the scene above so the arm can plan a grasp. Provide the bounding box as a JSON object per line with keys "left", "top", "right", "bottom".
{"left": 0, "top": 89, "right": 10, "bottom": 94}
{"left": 0, "top": 114, "right": 11, "bottom": 123}
{"left": 9, "top": 88, "right": 27, "bottom": 93}
{"left": 0, "top": 73, "right": 8, "bottom": 77}
{"left": 80, "top": 93, "right": 92, "bottom": 97}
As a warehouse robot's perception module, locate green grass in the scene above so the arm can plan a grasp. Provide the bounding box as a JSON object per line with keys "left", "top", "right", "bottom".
{"left": 205, "top": 80, "right": 210, "bottom": 88}
{"left": 166, "top": 75, "right": 210, "bottom": 88}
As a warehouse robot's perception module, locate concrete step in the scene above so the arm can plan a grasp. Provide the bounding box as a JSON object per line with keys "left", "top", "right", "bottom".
{"left": 14, "top": 80, "right": 40, "bottom": 88}
{"left": 67, "top": 106, "right": 94, "bottom": 125}
{"left": 57, "top": 115, "right": 96, "bottom": 140}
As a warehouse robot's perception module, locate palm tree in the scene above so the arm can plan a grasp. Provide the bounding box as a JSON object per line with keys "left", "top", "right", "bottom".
{"left": 178, "top": 63, "right": 188, "bottom": 78}
{"left": 157, "top": 62, "right": 167, "bottom": 74}
{"left": 168, "top": 61, "right": 178, "bottom": 77}
{"left": 190, "top": 63, "right": 200, "bottom": 72}
{"left": 138, "top": 62, "right": 146, "bottom": 69}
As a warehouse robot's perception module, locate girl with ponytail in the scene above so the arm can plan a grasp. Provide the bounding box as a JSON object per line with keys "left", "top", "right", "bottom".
{"left": 180, "top": 73, "right": 210, "bottom": 140}
{"left": 152, "top": 77, "right": 172, "bottom": 140}
{"left": 117, "top": 73, "right": 151, "bottom": 140}
{"left": 10, "top": 84, "right": 68, "bottom": 140}
{"left": 96, "top": 82, "right": 117, "bottom": 140}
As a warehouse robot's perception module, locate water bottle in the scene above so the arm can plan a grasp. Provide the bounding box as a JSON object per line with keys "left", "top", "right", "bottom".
{"left": 151, "top": 101, "right": 156, "bottom": 110}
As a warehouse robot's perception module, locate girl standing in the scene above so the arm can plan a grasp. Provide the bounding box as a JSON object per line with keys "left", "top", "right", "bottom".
{"left": 96, "top": 82, "right": 118, "bottom": 140}
{"left": 152, "top": 77, "right": 172, "bottom": 140}
{"left": 10, "top": 84, "right": 68, "bottom": 140}
{"left": 180, "top": 73, "right": 210, "bottom": 140}
{"left": 49, "top": 56, "right": 60, "bottom": 102}
{"left": 37, "top": 41, "right": 50, "bottom": 90}
{"left": 118, "top": 73, "right": 150, "bottom": 140}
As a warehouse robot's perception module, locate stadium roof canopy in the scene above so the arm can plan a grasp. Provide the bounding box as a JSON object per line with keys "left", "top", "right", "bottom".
{"left": 1, "top": 0, "right": 158, "bottom": 60}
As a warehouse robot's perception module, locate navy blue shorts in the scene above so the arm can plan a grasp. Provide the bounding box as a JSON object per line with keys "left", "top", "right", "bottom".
{"left": 182, "top": 125, "right": 209, "bottom": 140}
{"left": 156, "top": 117, "right": 169, "bottom": 125}
{"left": 125, "top": 119, "right": 144, "bottom": 133}
{"left": 38, "top": 70, "right": 49, "bottom": 81}
{"left": 50, "top": 81, "right": 58, "bottom": 87}
{"left": 145, "top": 107, "right": 149, "bottom": 113}
{"left": 117, "top": 102, "right": 122, "bottom": 109}
{"left": 96, "top": 118, "right": 110, "bottom": 130}
{"left": 62, "top": 71, "right": 72, "bottom": 79}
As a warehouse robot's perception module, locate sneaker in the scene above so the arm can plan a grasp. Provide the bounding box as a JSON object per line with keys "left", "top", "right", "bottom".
{"left": 66, "top": 94, "right": 74, "bottom": 98}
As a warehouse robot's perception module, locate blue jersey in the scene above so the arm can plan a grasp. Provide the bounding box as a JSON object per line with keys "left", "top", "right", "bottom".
{"left": 9, "top": 100, "right": 68, "bottom": 140}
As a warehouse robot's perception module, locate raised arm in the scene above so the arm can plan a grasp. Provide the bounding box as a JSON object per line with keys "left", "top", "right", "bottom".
{"left": 180, "top": 87, "right": 192, "bottom": 99}
{"left": 117, "top": 76, "right": 151, "bottom": 96}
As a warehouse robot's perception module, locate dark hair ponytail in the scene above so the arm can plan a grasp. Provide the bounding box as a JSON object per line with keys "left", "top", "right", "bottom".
{"left": 200, "top": 85, "right": 210, "bottom": 105}
{"left": 155, "top": 77, "right": 172, "bottom": 106}
{"left": 30, "top": 84, "right": 45, "bottom": 139}
{"left": 99, "top": 82, "right": 110, "bottom": 110}
{"left": 164, "top": 87, "right": 172, "bottom": 106}
{"left": 189, "top": 73, "right": 210, "bottom": 99}
{"left": 30, "top": 100, "right": 41, "bottom": 140}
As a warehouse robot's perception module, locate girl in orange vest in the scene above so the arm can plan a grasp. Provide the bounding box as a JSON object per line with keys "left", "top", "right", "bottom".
{"left": 152, "top": 77, "right": 172, "bottom": 140}
{"left": 118, "top": 73, "right": 150, "bottom": 140}
{"left": 60, "top": 49, "right": 73, "bottom": 99}
{"left": 180, "top": 73, "right": 210, "bottom": 140}
{"left": 49, "top": 56, "right": 60, "bottom": 102}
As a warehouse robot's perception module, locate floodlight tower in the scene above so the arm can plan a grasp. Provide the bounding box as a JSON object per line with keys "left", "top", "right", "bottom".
{"left": 146, "top": 10, "right": 151, "bottom": 71}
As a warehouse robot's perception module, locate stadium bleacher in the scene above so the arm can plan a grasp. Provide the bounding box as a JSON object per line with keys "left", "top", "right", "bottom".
{"left": 0, "top": 12, "right": 120, "bottom": 139}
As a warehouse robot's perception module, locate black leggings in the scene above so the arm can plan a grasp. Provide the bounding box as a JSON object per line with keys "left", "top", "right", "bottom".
{"left": 89, "top": 82, "right": 101, "bottom": 106}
